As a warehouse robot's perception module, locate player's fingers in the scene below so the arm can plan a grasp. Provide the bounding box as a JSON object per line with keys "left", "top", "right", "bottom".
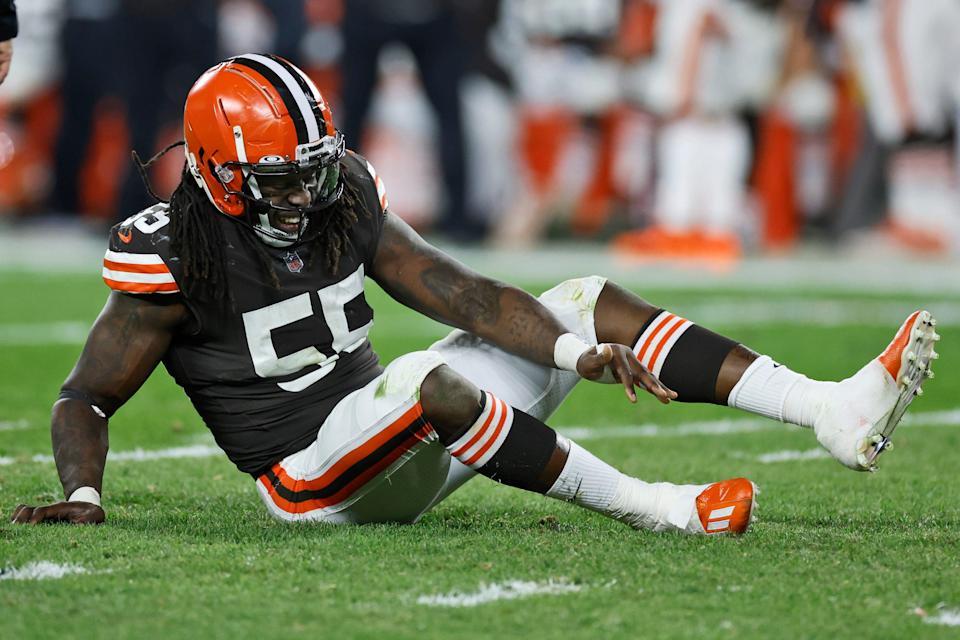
{"left": 610, "top": 348, "right": 637, "bottom": 402}
{"left": 27, "top": 506, "right": 48, "bottom": 524}
{"left": 10, "top": 504, "right": 32, "bottom": 523}
{"left": 633, "top": 365, "right": 677, "bottom": 404}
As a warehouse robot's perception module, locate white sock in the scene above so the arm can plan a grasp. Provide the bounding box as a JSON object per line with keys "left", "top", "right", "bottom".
{"left": 545, "top": 441, "right": 620, "bottom": 511}
{"left": 727, "top": 355, "right": 834, "bottom": 428}
{"left": 545, "top": 441, "right": 697, "bottom": 532}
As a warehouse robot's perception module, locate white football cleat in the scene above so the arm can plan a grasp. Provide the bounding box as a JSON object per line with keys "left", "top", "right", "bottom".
{"left": 813, "top": 310, "right": 938, "bottom": 471}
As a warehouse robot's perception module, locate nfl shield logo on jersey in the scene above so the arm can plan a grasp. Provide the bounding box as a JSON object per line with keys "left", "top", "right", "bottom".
{"left": 283, "top": 251, "right": 304, "bottom": 273}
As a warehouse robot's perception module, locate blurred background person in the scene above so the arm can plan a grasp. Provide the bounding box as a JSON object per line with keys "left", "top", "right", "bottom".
{"left": 0, "top": 0, "right": 59, "bottom": 217}
{"left": 492, "top": 0, "right": 649, "bottom": 247}
{"left": 833, "top": 0, "right": 960, "bottom": 255}
{"left": 338, "top": 0, "right": 474, "bottom": 241}
{"left": 614, "top": 0, "right": 787, "bottom": 261}
{"left": 46, "top": 0, "right": 122, "bottom": 221}
{"left": 113, "top": 0, "right": 217, "bottom": 220}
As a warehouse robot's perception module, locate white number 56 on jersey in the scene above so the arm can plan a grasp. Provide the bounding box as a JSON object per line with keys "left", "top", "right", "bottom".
{"left": 241, "top": 264, "right": 372, "bottom": 392}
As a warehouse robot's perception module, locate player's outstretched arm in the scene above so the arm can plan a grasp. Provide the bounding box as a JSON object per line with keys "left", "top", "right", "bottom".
{"left": 370, "top": 212, "right": 675, "bottom": 403}
{"left": 10, "top": 293, "right": 188, "bottom": 525}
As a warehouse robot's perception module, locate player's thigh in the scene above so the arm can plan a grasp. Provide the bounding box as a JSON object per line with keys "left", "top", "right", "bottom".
{"left": 256, "top": 351, "right": 452, "bottom": 524}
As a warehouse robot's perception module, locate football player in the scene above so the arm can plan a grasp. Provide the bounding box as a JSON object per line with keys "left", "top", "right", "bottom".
{"left": 11, "top": 55, "right": 938, "bottom": 534}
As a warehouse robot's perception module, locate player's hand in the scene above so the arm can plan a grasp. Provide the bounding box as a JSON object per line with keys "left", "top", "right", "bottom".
{"left": 10, "top": 502, "right": 105, "bottom": 525}
{"left": 577, "top": 343, "right": 678, "bottom": 404}
{"left": 0, "top": 40, "right": 13, "bottom": 85}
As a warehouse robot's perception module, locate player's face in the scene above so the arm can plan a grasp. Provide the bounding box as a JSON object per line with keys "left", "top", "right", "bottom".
{"left": 256, "top": 169, "right": 323, "bottom": 235}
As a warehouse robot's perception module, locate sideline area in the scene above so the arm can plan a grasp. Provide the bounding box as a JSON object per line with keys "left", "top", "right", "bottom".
{"left": 1, "top": 221, "right": 956, "bottom": 294}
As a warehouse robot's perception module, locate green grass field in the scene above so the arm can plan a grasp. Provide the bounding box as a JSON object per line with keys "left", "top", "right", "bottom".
{"left": 1, "top": 270, "right": 958, "bottom": 639}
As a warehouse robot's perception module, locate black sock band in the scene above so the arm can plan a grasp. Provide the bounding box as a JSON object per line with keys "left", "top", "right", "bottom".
{"left": 444, "top": 392, "right": 557, "bottom": 492}
{"left": 656, "top": 324, "right": 738, "bottom": 403}
{"left": 476, "top": 409, "right": 557, "bottom": 492}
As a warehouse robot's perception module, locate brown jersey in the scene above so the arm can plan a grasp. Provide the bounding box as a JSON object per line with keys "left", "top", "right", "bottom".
{"left": 102, "top": 152, "right": 388, "bottom": 476}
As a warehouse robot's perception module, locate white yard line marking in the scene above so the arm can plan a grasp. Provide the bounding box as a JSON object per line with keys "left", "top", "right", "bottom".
{"left": 675, "top": 299, "right": 960, "bottom": 328}
{"left": 0, "top": 409, "right": 956, "bottom": 467}
{"left": 0, "top": 562, "right": 88, "bottom": 581}
{"left": 0, "top": 445, "right": 224, "bottom": 466}
{"left": 0, "top": 419, "right": 29, "bottom": 432}
{"left": 924, "top": 608, "right": 960, "bottom": 627}
{"left": 561, "top": 418, "right": 775, "bottom": 441}
{"left": 0, "top": 321, "right": 89, "bottom": 346}
{"left": 417, "top": 579, "right": 582, "bottom": 608}
{"left": 756, "top": 449, "right": 831, "bottom": 464}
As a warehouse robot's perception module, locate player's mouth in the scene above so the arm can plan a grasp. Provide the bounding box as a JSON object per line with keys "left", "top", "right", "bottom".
{"left": 270, "top": 211, "right": 302, "bottom": 235}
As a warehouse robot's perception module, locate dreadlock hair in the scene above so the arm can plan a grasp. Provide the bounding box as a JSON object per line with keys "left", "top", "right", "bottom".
{"left": 135, "top": 146, "right": 366, "bottom": 302}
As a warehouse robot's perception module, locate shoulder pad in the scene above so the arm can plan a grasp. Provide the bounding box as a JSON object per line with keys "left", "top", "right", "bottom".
{"left": 103, "top": 203, "right": 181, "bottom": 295}
{"left": 345, "top": 150, "right": 389, "bottom": 212}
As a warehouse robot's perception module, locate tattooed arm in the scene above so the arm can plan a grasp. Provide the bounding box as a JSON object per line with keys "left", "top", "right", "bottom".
{"left": 370, "top": 213, "right": 569, "bottom": 368}
{"left": 11, "top": 293, "right": 188, "bottom": 524}
{"left": 370, "top": 213, "right": 676, "bottom": 403}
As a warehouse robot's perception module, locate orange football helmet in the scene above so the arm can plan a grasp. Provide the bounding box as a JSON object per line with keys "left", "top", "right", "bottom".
{"left": 183, "top": 53, "right": 345, "bottom": 247}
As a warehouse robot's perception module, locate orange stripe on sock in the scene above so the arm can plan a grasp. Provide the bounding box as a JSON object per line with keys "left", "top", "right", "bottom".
{"left": 451, "top": 396, "right": 499, "bottom": 458}
{"left": 647, "top": 318, "right": 689, "bottom": 371}
{"left": 636, "top": 313, "right": 675, "bottom": 366}
{"left": 463, "top": 401, "right": 510, "bottom": 467}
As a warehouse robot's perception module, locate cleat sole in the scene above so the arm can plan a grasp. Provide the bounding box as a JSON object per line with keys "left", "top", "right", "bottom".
{"left": 863, "top": 310, "right": 938, "bottom": 469}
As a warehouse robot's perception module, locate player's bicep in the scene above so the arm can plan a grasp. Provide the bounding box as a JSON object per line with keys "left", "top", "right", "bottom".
{"left": 61, "top": 292, "right": 187, "bottom": 415}
{"left": 370, "top": 212, "right": 503, "bottom": 329}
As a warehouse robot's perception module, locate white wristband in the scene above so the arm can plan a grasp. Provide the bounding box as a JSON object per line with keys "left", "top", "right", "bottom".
{"left": 67, "top": 486, "right": 101, "bottom": 507}
{"left": 554, "top": 333, "right": 593, "bottom": 373}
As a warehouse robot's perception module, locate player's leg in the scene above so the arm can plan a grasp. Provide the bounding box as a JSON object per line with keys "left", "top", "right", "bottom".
{"left": 423, "top": 276, "right": 612, "bottom": 509}
{"left": 423, "top": 276, "right": 754, "bottom": 535}
{"left": 255, "top": 351, "right": 455, "bottom": 524}
{"left": 592, "top": 280, "right": 939, "bottom": 470}
{"left": 418, "top": 362, "right": 754, "bottom": 536}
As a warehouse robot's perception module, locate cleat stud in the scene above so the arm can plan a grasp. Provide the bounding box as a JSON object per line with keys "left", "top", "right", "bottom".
{"left": 931, "top": 351, "right": 940, "bottom": 360}
{"left": 872, "top": 434, "right": 883, "bottom": 444}
{"left": 915, "top": 387, "right": 924, "bottom": 397}
{"left": 907, "top": 351, "right": 916, "bottom": 362}
{"left": 932, "top": 332, "right": 941, "bottom": 342}
{"left": 884, "top": 442, "right": 894, "bottom": 452}
{"left": 925, "top": 370, "right": 935, "bottom": 379}
{"left": 930, "top": 318, "right": 937, "bottom": 327}
{"left": 900, "top": 375, "right": 911, "bottom": 386}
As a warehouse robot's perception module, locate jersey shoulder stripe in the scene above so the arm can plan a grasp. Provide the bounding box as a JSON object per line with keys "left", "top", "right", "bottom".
{"left": 344, "top": 150, "right": 390, "bottom": 213}
{"left": 102, "top": 250, "right": 179, "bottom": 294}
{"left": 104, "top": 204, "right": 182, "bottom": 295}
{"left": 364, "top": 160, "right": 390, "bottom": 212}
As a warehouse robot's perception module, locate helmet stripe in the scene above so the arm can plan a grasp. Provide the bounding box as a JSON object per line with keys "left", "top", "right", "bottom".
{"left": 231, "top": 54, "right": 318, "bottom": 144}
{"left": 265, "top": 54, "right": 333, "bottom": 138}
